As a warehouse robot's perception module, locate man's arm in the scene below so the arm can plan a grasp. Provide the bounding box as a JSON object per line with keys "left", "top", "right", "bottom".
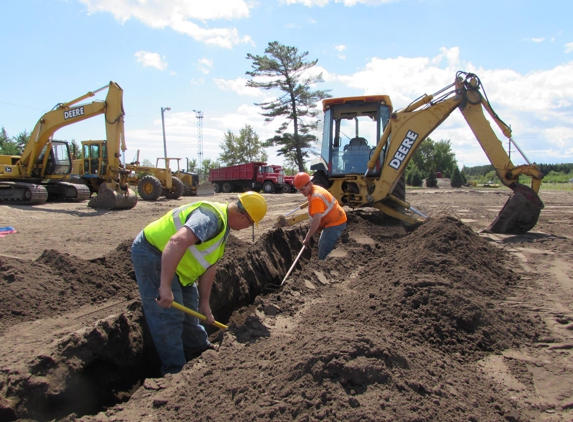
{"left": 157, "top": 226, "right": 200, "bottom": 308}
{"left": 197, "top": 264, "right": 217, "bottom": 324}
{"left": 303, "top": 212, "right": 324, "bottom": 245}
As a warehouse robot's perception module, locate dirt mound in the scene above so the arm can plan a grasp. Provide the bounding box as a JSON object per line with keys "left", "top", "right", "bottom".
{"left": 0, "top": 242, "right": 138, "bottom": 335}
{"left": 0, "top": 214, "right": 548, "bottom": 421}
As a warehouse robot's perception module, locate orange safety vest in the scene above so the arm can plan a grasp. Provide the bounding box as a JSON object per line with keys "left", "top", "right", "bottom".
{"left": 308, "top": 185, "right": 347, "bottom": 229}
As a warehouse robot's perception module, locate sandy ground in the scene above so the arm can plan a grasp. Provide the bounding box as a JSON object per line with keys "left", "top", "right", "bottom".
{"left": 1, "top": 182, "right": 572, "bottom": 421}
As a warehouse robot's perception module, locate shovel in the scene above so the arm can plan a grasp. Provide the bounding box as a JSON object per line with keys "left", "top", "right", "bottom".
{"left": 265, "top": 245, "right": 306, "bottom": 291}
{"left": 159, "top": 297, "right": 228, "bottom": 330}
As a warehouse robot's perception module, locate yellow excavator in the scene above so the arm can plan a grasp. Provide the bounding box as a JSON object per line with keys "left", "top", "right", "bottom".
{"left": 278, "top": 71, "right": 544, "bottom": 234}
{"left": 0, "top": 82, "right": 137, "bottom": 209}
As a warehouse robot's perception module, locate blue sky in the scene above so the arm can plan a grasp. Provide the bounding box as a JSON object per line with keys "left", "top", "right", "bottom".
{"left": 2, "top": 0, "right": 572, "bottom": 170}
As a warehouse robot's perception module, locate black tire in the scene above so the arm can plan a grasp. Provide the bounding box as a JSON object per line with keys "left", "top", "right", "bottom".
{"left": 282, "top": 184, "right": 291, "bottom": 193}
{"left": 213, "top": 183, "right": 221, "bottom": 193}
{"left": 165, "top": 177, "right": 185, "bottom": 199}
{"left": 262, "top": 181, "right": 275, "bottom": 193}
{"left": 222, "top": 182, "right": 233, "bottom": 193}
{"left": 138, "top": 175, "right": 162, "bottom": 201}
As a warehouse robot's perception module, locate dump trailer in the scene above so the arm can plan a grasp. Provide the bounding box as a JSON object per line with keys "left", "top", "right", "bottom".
{"left": 209, "top": 162, "right": 285, "bottom": 193}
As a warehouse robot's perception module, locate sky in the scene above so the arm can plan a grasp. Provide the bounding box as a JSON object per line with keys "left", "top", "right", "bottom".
{"left": 1, "top": 0, "right": 573, "bottom": 171}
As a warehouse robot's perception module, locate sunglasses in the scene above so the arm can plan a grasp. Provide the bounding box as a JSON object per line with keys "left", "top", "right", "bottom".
{"left": 237, "top": 200, "right": 254, "bottom": 225}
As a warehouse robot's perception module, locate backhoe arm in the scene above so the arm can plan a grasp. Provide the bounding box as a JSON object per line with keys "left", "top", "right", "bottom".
{"left": 367, "top": 72, "right": 543, "bottom": 199}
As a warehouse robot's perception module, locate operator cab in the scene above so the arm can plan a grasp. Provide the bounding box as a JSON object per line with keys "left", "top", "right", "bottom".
{"left": 37, "top": 140, "right": 73, "bottom": 176}
{"left": 311, "top": 95, "right": 392, "bottom": 178}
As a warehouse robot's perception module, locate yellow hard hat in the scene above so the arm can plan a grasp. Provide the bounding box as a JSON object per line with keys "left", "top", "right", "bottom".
{"left": 238, "top": 191, "right": 267, "bottom": 226}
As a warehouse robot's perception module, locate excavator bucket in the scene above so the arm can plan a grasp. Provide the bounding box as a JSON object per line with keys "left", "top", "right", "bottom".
{"left": 87, "top": 183, "right": 138, "bottom": 210}
{"left": 484, "top": 184, "right": 544, "bottom": 234}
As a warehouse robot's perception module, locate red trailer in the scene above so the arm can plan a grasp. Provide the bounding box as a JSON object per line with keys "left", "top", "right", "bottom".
{"left": 209, "top": 162, "right": 285, "bottom": 193}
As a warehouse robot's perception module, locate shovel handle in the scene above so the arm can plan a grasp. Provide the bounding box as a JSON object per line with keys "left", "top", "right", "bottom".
{"left": 170, "top": 301, "right": 228, "bottom": 330}
{"left": 281, "top": 245, "right": 306, "bottom": 286}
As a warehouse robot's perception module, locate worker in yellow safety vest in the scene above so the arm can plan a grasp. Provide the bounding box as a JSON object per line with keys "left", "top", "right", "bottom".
{"left": 131, "top": 191, "right": 267, "bottom": 375}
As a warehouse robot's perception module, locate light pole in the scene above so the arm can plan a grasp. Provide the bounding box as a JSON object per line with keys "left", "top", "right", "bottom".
{"left": 161, "top": 106, "right": 171, "bottom": 158}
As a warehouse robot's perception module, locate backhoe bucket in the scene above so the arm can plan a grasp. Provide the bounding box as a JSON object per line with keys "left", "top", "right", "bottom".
{"left": 88, "top": 183, "right": 138, "bottom": 210}
{"left": 484, "top": 184, "right": 544, "bottom": 234}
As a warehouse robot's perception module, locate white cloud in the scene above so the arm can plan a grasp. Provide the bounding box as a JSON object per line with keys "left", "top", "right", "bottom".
{"left": 529, "top": 37, "right": 545, "bottom": 43}
{"left": 566, "top": 42, "right": 573, "bottom": 53}
{"left": 197, "top": 58, "right": 214, "bottom": 74}
{"left": 327, "top": 47, "right": 573, "bottom": 166}
{"left": 134, "top": 51, "right": 168, "bottom": 70}
{"left": 79, "top": 0, "right": 254, "bottom": 48}
{"left": 213, "top": 77, "right": 263, "bottom": 97}
{"left": 335, "top": 45, "right": 346, "bottom": 52}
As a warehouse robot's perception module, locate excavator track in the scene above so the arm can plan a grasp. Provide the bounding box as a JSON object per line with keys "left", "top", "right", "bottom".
{"left": 0, "top": 182, "right": 49, "bottom": 205}
{"left": 44, "top": 181, "right": 92, "bottom": 202}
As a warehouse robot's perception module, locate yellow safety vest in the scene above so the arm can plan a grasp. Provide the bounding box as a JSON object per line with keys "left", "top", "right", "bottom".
{"left": 143, "top": 201, "right": 229, "bottom": 286}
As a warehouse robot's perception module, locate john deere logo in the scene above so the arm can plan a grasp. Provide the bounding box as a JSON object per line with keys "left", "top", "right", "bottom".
{"left": 64, "top": 107, "right": 85, "bottom": 120}
{"left": 389, "top": 130, "right": 418, "bottom": 170}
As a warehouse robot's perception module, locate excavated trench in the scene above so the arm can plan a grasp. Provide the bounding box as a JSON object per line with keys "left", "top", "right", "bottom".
{"left": 0, "top": 226, "right": 308, "bottom": 421}
{"left": 0, "top": 212, "right": 548, "bottom": 421}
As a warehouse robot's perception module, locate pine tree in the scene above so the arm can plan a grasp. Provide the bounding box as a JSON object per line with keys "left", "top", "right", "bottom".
{"left": 246, "top": 41, "right": 331, "bottom": 171}
{"left": 426, "top": 168, "right": 438, "bottom": 188}
{"left": 450, "top": 166, "right": 463, "bottom": 187}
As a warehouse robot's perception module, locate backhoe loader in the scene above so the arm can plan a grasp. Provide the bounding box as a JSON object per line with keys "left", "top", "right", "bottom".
{"left": 278, "top": 71, "right": 544, "bottom": 234}
{"left": 0, "top": 82, "right": 137, "bottom": 209}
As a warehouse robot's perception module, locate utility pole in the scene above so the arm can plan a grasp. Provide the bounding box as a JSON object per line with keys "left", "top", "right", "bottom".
{"left": 193, "top": 110, "right": 204, "bottom": 177}
{"left": 161, "top": 106, "right": 171, "bottom": 158}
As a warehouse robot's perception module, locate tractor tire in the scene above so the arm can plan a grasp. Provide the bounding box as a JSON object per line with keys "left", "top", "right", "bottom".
{"left": 262, "top": 181, "right": 275, "bottom": 193}
{"left": 222, "top": 182, "right": 233, "bottom": 193}
{"left": 282, "top": 184, "right": 291, "bottom": 193}
{"left": 213, "top": 183, "right": 221, "bottom": 193}
{"left": 165, "top": 177, "right": 185, "bottom": 199}
{"left": 138, "top": 175, "right": 162, "bottom": 201}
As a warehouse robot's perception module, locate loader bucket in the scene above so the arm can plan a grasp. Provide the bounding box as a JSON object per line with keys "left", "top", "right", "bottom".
{"left": 484, "top": 183, "right": 544, "bottom": 234}
{"left": 87, "top": 183, "right": 138, "bottom": 210}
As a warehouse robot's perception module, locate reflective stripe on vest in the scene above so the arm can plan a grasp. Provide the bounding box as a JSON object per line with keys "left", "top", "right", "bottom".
{"left": 143, "top": 201, "right": 229, "bottom": 286}
{"left": 308, "top": 191, "right": 335, "bottom": 217}
{"left": 172, "top": 205, "right": 226, "bottom": 270}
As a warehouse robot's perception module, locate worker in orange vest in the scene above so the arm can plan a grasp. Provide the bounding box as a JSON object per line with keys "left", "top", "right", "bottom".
{"left": 294, "top": 172, "right": 347, "bottom": 260}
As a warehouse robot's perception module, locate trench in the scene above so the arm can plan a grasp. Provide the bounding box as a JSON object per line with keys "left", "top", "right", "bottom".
{"left": 1, "top": 226, "right": 308, "bottom": 421}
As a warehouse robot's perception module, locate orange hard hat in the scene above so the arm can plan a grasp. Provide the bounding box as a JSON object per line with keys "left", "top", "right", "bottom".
{"left": 294, "top": 172, "right": 311, "bottom": 189}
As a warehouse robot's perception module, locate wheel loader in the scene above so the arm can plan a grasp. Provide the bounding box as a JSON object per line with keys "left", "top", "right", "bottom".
{"left": 76, "top": 147, "right": 198, "bottom": 202}
{"left": 0, "top": 82, "right": 136, "bottom": 209}
{"left": 278, "top": 71, "right": 544, "bottom": 234}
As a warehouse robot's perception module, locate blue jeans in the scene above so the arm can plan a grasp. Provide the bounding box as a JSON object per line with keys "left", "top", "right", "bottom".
{"left": 318, "top": 222, "right": 347, "bottom": 260}
{"left": 131, "top": 231, "right": 210, "bottom": 375}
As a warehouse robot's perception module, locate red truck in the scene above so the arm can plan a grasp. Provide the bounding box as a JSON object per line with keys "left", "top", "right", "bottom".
{"left": 209, "top": 162, "right": 285, "bottom": 193}
{"left": 271, "top": 165, "right": 296, "bottom": 193}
